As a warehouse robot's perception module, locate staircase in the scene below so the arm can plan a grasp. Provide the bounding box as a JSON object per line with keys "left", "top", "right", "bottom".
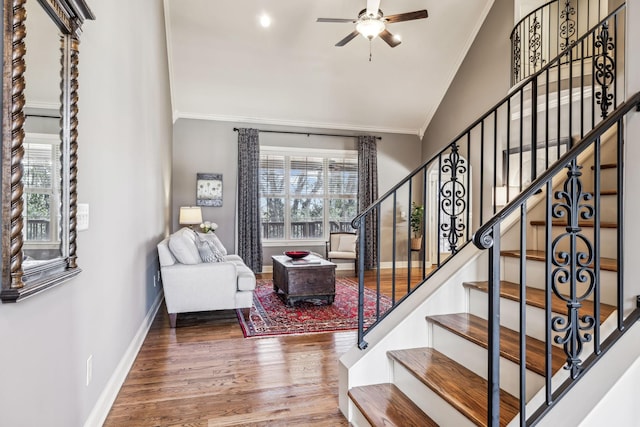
{"left": 348, "top": 137, "right": 620, "bottom": 425}
{"left": 341, "top": 3, "right": 640, "bottom": 426}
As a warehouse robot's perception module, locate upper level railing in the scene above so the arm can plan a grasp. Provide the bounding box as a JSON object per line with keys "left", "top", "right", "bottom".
{"left": 511, "top": 0, "right": 608, "bottom": 85}
{"left": 472, "top": 91, "right": 640, "bottom": 425}
{"left": 351, "top": 5, "right": 626, "bottom": 351}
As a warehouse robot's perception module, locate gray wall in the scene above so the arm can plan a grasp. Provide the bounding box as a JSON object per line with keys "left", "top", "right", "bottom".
{"left": 0, "top": 0, "right": 173, "bottom": 425}
{"left": 421, "top": 0, "right": 514, "bottom": 160}
{"left": 172, "top": 119, "right": 422, "bottom": 267}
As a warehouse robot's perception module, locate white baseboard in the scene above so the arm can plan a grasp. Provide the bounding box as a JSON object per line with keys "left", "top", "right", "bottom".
{"left": 83, "top": 290, "right": 164, "bottom": 427}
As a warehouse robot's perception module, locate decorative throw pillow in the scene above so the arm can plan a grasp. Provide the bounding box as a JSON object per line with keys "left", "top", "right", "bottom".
{"left": 168, "top": 228, "right": 202, "bottom": 264}
{"left": 195, "top": 235, "right": 225, "bottom": 263}
{"left": 196, "top": 231, "right": 227, "bottom": 255}
{"left": 337, "top": 234, "right": 356, "bottom": 252}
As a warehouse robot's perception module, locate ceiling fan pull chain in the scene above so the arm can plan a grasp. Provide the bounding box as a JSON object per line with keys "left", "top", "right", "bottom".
{"left": 369, "top": 39, "right": 372, "bottom": 61}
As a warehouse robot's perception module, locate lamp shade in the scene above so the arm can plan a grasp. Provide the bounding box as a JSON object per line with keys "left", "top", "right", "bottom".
{"left": 179, "top": 206, "right": 203, "bottom": 225}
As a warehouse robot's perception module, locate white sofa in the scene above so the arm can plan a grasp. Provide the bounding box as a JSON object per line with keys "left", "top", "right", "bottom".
{"left": 157, "top": 227, "right": 256, "bottom": 327}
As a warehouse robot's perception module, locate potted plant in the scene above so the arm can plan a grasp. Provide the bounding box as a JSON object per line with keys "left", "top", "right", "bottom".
{"left": 410, "top": 202, "right": 424, "bottom": 250}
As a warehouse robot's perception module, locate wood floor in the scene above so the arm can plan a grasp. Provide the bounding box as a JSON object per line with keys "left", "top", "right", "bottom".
{"left": 104, "top": 268, "right": 429, "bottom": 426}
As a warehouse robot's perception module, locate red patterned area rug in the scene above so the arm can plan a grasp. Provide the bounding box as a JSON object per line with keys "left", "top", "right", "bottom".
{"left": 236, "top": 278, "right": 392, "bottom": 338}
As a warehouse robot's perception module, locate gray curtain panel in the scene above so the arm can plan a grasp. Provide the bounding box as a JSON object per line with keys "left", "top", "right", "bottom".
{"left": 237, "top": 128, "right": 263, "bottom": 273}
{"left": 357, "top": 135, "right": 379, "bottom": 269}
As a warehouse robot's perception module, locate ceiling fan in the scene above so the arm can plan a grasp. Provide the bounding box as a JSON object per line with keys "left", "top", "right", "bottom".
{"left": 317, "top": 0, "right": 428, "bottom": 49}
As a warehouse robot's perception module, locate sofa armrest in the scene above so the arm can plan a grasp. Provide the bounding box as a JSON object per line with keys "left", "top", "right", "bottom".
{"left": 161, "top": 262, "right": 239, "bottom": 313}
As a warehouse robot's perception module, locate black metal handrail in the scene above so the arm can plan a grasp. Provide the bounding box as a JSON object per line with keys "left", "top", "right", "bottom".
{"left": 351, "top": 6, "right": 626, "bottom": 350}
{"left": 473, "top": 91, "right": 640, "bottom": 425}
{"left": 511, "top": 0, "right": 609, "bottom": 84}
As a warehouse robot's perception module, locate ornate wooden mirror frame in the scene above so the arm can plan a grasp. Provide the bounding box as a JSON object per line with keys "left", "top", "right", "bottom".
{"left": 1, "top": 0, "right": 94, "bottom": 302}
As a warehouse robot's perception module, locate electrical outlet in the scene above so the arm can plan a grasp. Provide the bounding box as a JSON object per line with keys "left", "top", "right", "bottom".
{"left": 86, "top": 355, "right": 93, "bottom": 386}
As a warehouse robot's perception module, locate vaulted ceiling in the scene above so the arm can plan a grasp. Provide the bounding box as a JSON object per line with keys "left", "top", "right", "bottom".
{"left": 166, "top": 0, "right": 495, "bottom": 136}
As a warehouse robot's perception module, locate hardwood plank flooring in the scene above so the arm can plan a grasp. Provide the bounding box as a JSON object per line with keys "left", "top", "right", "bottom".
{"left": 387, "top": 348, "right": 519, "bottom": 427}
{"left": 348, "top": 383, "right": 438, "bottom": 426}
{"left": 104, "top": 268, "right": 429, "bottom": 426}
{"left": 501, "top": 249, "right": 618, "bottom": 271}
{"left": 463, "top": 280, "right": 616, "bottom": 324}
{"left": 426, "top": 313, "right": 566, "bottom": 376}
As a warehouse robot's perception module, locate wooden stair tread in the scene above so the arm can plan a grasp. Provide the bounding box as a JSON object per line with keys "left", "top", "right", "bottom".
{"left": 591, "top": 163, "right": 617, "bottom": 170}
{"left": 463, "top": 281, "right": 616, "bottom": 324}
{"left": 388, "top": 347, "right": 519, "bottom": 427}
{"left": 348, "top": 383, "right": 438, "bottom": 427}
{"left": 530, "top": 219, "right": 617, "bottom": 228}
{"left": 600, "top": 189, "right": 617, "bottom": 196}
{"left": 427, "top": 313, "right": 565, "bottom": 376}
{"left": 501, "top": 249, "right": 617, "bottom": 272}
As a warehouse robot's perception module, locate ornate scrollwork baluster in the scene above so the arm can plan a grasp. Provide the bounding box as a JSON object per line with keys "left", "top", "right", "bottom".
{"left": 551, "top": 161, "right": 596, "bottom": 378}
{"left": 513, "top": 31, "right": 521, "bottom": 82}
{"left": 559, "top": 0, "right": 576, "bottom": 52}
{"left": 440, "top": 144, "right": 467, "bottom": 254}
{"left": 529, "top": 16, "right": 542, "bottom": 69}
{"left": 594, "top": 22, "right": 615, "bottom": 119}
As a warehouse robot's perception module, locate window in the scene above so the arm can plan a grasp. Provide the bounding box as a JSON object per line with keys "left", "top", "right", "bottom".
{"left": 259, "top": 148, "right": 358, "bottom": 241}
{"left": 23, "top": 133, "right": 61, "bottom": 247}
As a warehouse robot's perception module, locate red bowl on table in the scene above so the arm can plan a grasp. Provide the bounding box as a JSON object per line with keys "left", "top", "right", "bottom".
{"left": 284, "top": 250, "right": 310, "bottom": 259}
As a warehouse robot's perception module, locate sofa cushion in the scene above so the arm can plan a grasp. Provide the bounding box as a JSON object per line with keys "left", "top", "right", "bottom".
{"left": 168, "top": 228, "right": 201, "bottom": 265}
{"left": 195, "top": 236, "right": 225, "bottom": 263}
{"left": 197, "top": 232, "right": 228, "bottom": 255}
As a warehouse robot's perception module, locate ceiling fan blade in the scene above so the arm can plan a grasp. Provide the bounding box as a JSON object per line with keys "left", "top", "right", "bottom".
{"left": 335, "top": 30, "right": 359, "bottom": 47}
{"left": 384, "top": 10, "right": 428, "bottom": 23}
{"left": 317, "top": 17, "right": 357, "bottom": 23}
{"left": 379, "top": 29, "right": 401, "bottom": 47}
{"left": 366, "top": 0, "right": 381, "bottom": 17}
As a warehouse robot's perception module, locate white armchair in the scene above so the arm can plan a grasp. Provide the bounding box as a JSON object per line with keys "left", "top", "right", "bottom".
{"left": 157, "top": 228, "right": 256, "bottom": 327}
{"left": 326, "top": 231, "right": 358, "bottom": 275}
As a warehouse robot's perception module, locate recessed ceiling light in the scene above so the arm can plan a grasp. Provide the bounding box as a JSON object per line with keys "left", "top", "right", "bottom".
{"left": 260, "top": 14, "right": 271, "bottom": 28}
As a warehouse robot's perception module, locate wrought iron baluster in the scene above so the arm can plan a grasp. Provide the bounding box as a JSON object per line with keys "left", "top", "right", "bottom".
{"left": 550, "top": 161, "right": 596, "bottom": 378}
{"left": 529, "top": 16, "right": 542, "bottom": 69}
{"left": 560, "top": 0, "right": 576, "bottom": 52}
{"left": 513, "top": 31, "right": 521, "bottom": 84}
{"left": 440, "top": 144, "right": 467, "bottom": 254}
{"left": 594, "top": 21, "right": 615, "bottom": 119}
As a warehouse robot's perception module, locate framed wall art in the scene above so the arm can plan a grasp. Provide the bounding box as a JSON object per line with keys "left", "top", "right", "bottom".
{"left": 196, "top": 173, "right": 223, "bottom": 207}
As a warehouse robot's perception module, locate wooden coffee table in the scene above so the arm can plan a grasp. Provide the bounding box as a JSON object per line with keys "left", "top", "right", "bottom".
{"left": 271, "top": 255, "right": 337, "bottom": 306}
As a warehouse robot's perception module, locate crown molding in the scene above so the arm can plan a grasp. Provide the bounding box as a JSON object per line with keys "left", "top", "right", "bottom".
{"left": 175, "top": 111, "right": 421, "bottom": 136}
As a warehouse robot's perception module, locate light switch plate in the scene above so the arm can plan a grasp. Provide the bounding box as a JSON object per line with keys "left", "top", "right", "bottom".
{"left": 77, "top": 203, "right": 89, "bottom": 231}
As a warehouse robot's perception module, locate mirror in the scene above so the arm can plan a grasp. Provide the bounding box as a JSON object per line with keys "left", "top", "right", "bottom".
{"left": 23, "top": 0, "right": 63, "bottom": 264}
{"left": 1, "top": 0, "right": 94, "bottom": 302}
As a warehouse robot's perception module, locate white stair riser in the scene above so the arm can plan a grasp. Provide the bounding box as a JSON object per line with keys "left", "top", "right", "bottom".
{"left": 392, "top": 361, "right": 475, "bottom": 427}
{"left": 530, "top": 225, "right": 618, "bottom": 259}
{"left": 349, "top": 405, "right": 372, "bottom": 427}
{"left": 502, "top": 257, "right": 618, "bottom": 305}
{"left": 430, "top": 322, "right": 544, "bottom": 400}
{"left": 469, "top": 288, "right": 557, "bottom": 342}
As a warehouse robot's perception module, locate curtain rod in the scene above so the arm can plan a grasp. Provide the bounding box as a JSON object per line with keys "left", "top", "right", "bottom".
{"left": 232, "top": 127, "right": 381, "bottom": 140}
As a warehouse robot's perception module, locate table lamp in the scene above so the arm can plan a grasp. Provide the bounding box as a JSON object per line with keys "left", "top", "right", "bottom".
{"left": 179, "top": 206, "right": 202, "bottom": 229}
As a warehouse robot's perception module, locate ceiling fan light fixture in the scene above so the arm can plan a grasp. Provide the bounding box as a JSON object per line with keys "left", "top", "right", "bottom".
{"left": 259, "top": 13, "right": 271, "bottom": 28}
{"left": 356, "top": 18, "right": 385, "bottom": 40}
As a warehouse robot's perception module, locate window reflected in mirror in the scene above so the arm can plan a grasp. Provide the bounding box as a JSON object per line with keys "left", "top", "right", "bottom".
{"left": 22, "top": 126, "right": 63, "bottom": 263}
